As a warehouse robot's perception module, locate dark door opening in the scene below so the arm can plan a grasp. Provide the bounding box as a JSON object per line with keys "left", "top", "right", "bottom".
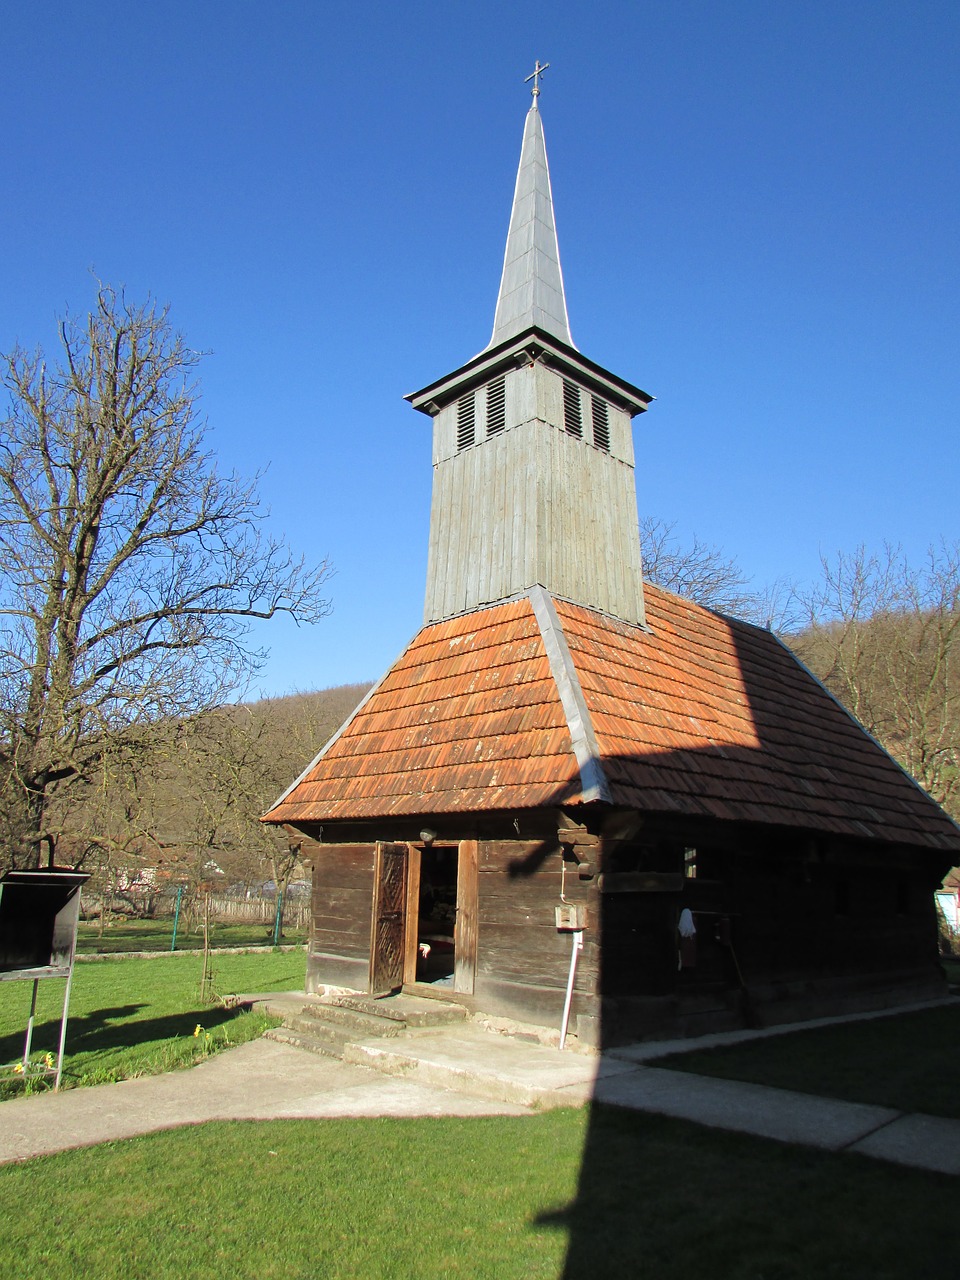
{"left": 416, "top": 845, "right": 458, "bottom": 985}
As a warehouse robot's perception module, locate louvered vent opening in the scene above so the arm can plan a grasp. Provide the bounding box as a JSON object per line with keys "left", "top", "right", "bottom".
{"left": 563, "top": 380, "right": 582, "bottom": 438}
{"left": 457, "top": 392, "right": 476, "bottom": 450}
{"left": 591, "top": 396, "right": 610, "bottom": 451}
{"left": 486, "top": 376, "right": 506, "bottom": 436}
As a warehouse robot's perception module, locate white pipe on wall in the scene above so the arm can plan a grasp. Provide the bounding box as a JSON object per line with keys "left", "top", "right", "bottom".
{"left": 559, "top": 929, "right": 584, "bottom": 1050}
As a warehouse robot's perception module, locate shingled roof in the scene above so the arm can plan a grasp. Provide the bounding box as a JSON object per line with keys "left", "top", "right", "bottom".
{"left": 263, "top": 583, "right": 960, "bottom": 853}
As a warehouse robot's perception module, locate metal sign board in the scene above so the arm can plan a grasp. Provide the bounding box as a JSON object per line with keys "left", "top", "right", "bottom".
{"left": 0, "top": 868, "right": 90, "bottom": 1090}
{"left": 0, "top": 868, "right": 89, "bottom": 979}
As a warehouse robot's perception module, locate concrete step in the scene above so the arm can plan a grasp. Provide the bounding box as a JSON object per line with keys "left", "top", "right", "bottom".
{"left": 326, "top": 992, "right": 469, "bottom": 1027}
{"left": 267, "top": 992, "right": 469, "bottom": 1063}
{"left": 342, "top": 1024, "right": 628, "bottom": 1110}
{"left": 292, "top": 1005, "right": 407, "bottom": 1039}
{"left": 263, "top": 1025, "right": 347, "bottom": 1059}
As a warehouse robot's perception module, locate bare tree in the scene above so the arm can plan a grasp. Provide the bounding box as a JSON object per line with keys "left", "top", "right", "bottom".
{"left": 0, "top": 286, "right": 333, "bottom": 868}
{"left": 640, "top": 515, "right": 756, "bottom": 616}
{"left": 793, "top": 542, "right": 960, "bottom": 818}
{"left": 167, "top": 684, "right": 372, "bottom": 900}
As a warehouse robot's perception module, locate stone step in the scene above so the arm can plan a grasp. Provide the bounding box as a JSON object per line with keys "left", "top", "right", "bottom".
{"left": 326, "top": 992, "right": 469, "bottom": 1028}
{"left": 264, "top": 1025, "right": 347, "bottom": 1059}
{"left": 269, "top": 993, "right": 467, "bottom": 1063}
{"left": 323, "top": 994, "right": 409, "bottom": 1022}
{"left": 293, "top": 1004, "right": 407, "bottom": 1039}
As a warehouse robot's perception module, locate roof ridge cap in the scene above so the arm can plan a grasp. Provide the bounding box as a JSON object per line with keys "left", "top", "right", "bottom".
{"left": 528, "top": 585, "right": 611, "bottom": 804}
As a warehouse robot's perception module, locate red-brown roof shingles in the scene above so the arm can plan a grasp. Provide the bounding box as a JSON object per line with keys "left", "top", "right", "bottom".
{"left": 556, "top": 590, "right": 959, "bottom": 849}
{"left": 265, "top": 600, "right": 582, "bottom": 822}
{"left": 263, "top": 585, "right": 960, "bottom": 852}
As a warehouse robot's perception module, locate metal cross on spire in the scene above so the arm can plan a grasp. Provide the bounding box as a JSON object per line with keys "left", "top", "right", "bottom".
{"left": 524, "top": 60, "right": 550, "bottom": 99}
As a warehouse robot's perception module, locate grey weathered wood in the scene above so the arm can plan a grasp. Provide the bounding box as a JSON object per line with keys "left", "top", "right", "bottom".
{"left": 402, "top": 843, "right": 422, "bottom": 985}
{"left": 311, "top": 844, "right": 375, "bottom": 965}
{"left": 423, "top": 360, "right": 646, "bottom": 626}
{"left": 454, "top": 838, "right": 479, "bottom": 994}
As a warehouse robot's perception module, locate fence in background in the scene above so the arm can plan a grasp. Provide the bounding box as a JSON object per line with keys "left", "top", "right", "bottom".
{"left": 83, "top": 887, "right": 311, "bottom": 933}
{"left": 201, "top": 893, "right": 310, "bottom": 931}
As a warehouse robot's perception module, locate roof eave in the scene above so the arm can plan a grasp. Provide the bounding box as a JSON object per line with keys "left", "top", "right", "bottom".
{"left": 405, "top": 325, "right": 653, "bottom": 418}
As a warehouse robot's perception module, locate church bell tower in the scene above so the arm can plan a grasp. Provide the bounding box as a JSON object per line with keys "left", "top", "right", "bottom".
{"left": 406, "top": 68, "right": 652, "bottom": 627}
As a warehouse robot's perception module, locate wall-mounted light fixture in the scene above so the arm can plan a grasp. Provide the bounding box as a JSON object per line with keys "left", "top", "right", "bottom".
{"left": 419, "top": 828, "right": 437, "bottom": 846}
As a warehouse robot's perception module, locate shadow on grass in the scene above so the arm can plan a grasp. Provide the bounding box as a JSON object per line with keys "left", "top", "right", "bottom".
{"left": 0, "top": 1002, "right": 247, "bottom": 1064}
{"left": 538, "top": 1104, "right": 958, "bottom": 1278}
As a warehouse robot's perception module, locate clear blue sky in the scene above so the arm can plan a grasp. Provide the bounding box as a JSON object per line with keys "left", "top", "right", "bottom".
{"left": 3, "top": 2, "right": 957, "bottom": 696}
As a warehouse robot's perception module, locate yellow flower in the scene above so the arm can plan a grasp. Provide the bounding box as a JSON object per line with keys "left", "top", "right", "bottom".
{"left": 193, "top": 1025, "right": 202, "bottom": 1038}
{"left": 13, "top": 1062, "right": 23, "bottom": 1075}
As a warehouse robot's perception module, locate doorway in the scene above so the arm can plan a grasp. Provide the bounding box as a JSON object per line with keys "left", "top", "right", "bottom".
{"left": 415, "top": 846, "right": 459, "bottom": 985}
{"left": 399, "top": 839, "right": 478, "bottom": 995}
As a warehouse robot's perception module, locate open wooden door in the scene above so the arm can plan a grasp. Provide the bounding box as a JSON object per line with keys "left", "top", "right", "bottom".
{"left": 369, "top": 842, "right": 408, "bottom": 995}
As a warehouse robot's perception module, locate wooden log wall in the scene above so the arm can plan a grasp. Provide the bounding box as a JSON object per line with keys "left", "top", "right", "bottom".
{"left": 299, "top": 815, "right": 947, "bottom": 1036}
{"left": 599, "top": 891, "right": 681, "bottom": 999}
{"left": 594, "top": 821, "right": 949, "bottom": 1039}
{"left": 474, "top": 836, "right": 601, "bottom": 1039}
{"left": 732, "top": 851, "right": 944, "bottom": 988}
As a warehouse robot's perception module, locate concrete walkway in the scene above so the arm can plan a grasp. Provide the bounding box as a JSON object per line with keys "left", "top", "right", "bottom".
{"left": 2, "top": 1009, "right": 959, "bottom": 1175}
{"left": 0, "top": 1036, "right": 529, "bottom": 1165}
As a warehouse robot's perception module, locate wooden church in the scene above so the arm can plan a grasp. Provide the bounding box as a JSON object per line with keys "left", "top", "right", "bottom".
{"left": 264, "top": 82, "right": 960, "bottom": 1047}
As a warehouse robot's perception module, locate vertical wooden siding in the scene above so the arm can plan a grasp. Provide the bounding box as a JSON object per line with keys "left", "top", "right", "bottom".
{"left": 424, "top": 359, "right": 643, "bottom": 625}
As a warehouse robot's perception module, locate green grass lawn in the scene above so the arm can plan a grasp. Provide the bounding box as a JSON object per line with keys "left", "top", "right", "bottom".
{"left": 77, "top": 917, "right": 307, "bottom": 953}
{"left": 0, "top": 950, "right": 303, "bottom": 1094}
{"left": 656, "top": 1002, "right": 960, "bottom": 1117}
{"left": 0, "top": 1107, "right": 957, "bottom": 1279}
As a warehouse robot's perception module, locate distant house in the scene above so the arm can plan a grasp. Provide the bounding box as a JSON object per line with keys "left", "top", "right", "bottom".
{"left": 936, "top": 871, "right": 960, "bottom": 944}
{"left": 264, "top": 90, "right": 960, "bottom": 1046}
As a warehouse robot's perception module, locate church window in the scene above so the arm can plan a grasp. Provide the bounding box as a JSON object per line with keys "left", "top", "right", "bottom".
{"left": 457, "top": 392, "right": 475, "bottom": 450}
{"left": 591, "top": 396, "right": 610, "bottom": 451}
{"left": 563, "top": 379, "right": 582, "bottom": 438}
{"left": 486, "top": 376, "right": 506, "bottom": 436}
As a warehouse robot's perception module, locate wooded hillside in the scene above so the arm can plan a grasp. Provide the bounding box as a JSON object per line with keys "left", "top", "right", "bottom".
{"left": 28, "top": 682, "right": 371, "bottom": 904}
{"left": 789, "top": 544, "right": 960, "bottom": 826}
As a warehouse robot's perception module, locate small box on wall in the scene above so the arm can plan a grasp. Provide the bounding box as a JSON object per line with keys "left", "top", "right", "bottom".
{"left": 555, "top": 903, "right": 587, "bottom": 931}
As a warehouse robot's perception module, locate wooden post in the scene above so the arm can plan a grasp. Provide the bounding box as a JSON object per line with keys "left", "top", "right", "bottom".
{"left": 454, "top": 839, "right": 479, "bottom": 994}
{"left": 200, "top": 891, "right": 213, "bottom": 1001}
{"left": 403, "top": 844, "right": 422, "bottom": 985}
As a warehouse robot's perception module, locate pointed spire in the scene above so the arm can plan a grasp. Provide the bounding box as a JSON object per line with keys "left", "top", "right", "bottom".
{"left": 487, "top": 91, "right": 575, "bottom": 351}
